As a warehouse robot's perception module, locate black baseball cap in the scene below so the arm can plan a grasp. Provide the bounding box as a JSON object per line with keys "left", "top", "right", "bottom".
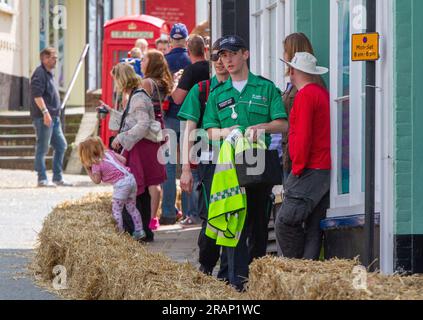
{"left": 217, "top": 35, "right": 248, "bottom": 55}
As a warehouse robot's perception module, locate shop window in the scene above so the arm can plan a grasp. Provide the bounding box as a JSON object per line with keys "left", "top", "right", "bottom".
{"left": 337, "top": 0, "right": 350, "bottom": 195}
{"left": 251, "top": 2, "right": 262, "bottom": 75}
{"left": 250, "top": 0, "right": 291, "bottom": 88}
{"left": 268, "top": 2, "right": 277, "bottom": 82}
{"left": 330, "top": 0, "right": 373, "bottom": 213}
{"left": 88, "top": 0, "right": 112, "bottom": 90}
{"left": 0, "top": 0, "right": 13, "bottom": 13}
{"left": 40, "top": 0, "right": 66, "bottom": 90}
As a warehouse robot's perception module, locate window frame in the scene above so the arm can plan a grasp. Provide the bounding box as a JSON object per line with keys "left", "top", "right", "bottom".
{"left": 249, "top": 0, "right": 292, "bottom": 88}
{"left": 39, "top": 0, "right": 66, "bottom": 91}
{"left": 328, "top": 0, "right": 383, "bottom": 217}
{"left": 0, "top": 0, "right": 15, "bottom": 14}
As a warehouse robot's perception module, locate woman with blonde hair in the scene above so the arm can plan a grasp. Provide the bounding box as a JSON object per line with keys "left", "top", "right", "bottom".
{"left": 281, "top": 33, "right": 326, "bottom": 182}
{"left": 140, "top": 49, "right": 174, "bottom": 230}
{"left": 101, "top": 63, "right": 166, "bottom": 241}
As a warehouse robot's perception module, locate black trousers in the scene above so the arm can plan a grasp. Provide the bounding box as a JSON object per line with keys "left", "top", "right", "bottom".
{"left": 197, "top": 163, "right": 221, "bottom": 269}
{"left": 122, "top": 190, "right": 154, "bottom": 242}
{"left": 226, "top": 185, "right": 273, "bottom": 291}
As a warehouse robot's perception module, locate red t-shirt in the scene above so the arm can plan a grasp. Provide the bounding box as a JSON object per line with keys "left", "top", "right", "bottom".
{"left": 288, "top": 83, "right": 331, "bottom": 176}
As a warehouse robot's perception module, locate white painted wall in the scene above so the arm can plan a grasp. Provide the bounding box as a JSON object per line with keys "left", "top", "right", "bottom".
{"left": 211, "top": 0, "right": 221, "bottom": 44}
{"left": 113, "top": 0, "right": 140, "bottom": 18}
{"left": 378, "top": 0, "right": 394, "bottom": 275}
{"left": 196, "top": 0, "right": 209, "bottom": 24}
{"left": 0, "top": 0, "right": 29, "bottom": 78}
{"left": 20, "top": 0, "right": 30, "bottom": 79}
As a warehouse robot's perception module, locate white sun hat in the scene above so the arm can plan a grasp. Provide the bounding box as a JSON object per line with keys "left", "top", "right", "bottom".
{"left": 280, "top": 52, "right": 329, "bottom": 75}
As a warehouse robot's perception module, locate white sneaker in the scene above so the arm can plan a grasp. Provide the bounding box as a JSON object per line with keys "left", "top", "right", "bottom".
{"left": 53, "top": 180, "right": 74, "bottom": 187}
{"left": 37, "top": 180, "right": 57, "bottom": 188}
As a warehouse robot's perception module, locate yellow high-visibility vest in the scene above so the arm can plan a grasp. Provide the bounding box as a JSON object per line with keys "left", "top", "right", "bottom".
{"left": 206, "top": 129, "right": 267, "bottom": 247}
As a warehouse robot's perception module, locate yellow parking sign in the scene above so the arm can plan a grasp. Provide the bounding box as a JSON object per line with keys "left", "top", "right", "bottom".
{"left": 352, "top": 33, "right": 380, "bottom": 61}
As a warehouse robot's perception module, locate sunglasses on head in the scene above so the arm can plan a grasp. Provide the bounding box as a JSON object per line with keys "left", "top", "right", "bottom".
{"left": 210, "top": 53, "right": 220, "bottom": 62}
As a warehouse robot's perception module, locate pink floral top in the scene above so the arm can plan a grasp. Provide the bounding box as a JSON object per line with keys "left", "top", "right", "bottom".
{"left": 91, "top": 151, "right": 130, "bottom": 185}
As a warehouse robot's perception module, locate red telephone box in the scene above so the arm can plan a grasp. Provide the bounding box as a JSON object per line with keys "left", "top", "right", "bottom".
{"left": 100, "top": 15, "right": 170, "bottom": 144}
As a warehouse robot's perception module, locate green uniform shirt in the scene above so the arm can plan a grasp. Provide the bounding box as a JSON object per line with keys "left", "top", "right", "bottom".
{"left": 203, "top": 72, "right": 287, "bottom": 146}
{"left": 178, "top": 76, "right": 220, "bottom": 124}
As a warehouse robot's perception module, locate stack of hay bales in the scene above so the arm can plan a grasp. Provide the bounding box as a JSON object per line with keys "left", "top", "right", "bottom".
{"left": 246, "top": 256, "right": 423, "bottom": 300}
{"left": 33, "top": 193, "right": 423, "bottom": 300}
{"left": 33, "top": 193, "right": 240, "bottom": 300}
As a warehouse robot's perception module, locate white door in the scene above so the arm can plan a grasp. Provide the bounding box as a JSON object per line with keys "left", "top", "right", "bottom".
{"left": 329, "top": 0, "right": 394, "bottom": 274}
{"left": 329, "top": 0, "right": 369, "bottom": 216}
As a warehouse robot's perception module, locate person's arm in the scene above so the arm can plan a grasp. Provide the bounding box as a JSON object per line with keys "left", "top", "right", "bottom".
{"left": 246, "top": 119, "right": 288, "bottom": 141}
{"left": 98, "top": 99, "right": 123, "bottom": 132}
{"left": 31, "top": 69, "right": 52, "bottom": 127}
{"left": 178, "top": 86, "right": 203, "bottom": 193}
{"left": 114, "top": 93, "right": 152, "bottom": 151}
{"left": 84, "top": 166, "right": 102, "bottom": 185}
{"left": 207, "top": 126, "right": 240, "bottom": 141}
{"left": 171, "top": 88, "right": 189, "bottom": 105}
{"left": 180, "top": 120, "right": 197, "bottom": 193}
{"left": 34, "top": 97, "right": 52, "bottom": 128}
{"left": 171, "top": 66, "right": 191, "bottom": 104}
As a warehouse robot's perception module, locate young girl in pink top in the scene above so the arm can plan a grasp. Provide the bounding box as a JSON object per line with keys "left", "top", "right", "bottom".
{"left": 79, "top": 137, "right": 146, "bottom": 240}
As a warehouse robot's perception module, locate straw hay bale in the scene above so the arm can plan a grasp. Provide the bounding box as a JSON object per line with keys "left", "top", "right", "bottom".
{"left": 32, "top": 193, "right": 240, "bottom": 300}
{"left": 246, "top": 256, "right": 423, "bottom": 300}
{"left": 33, "top": 193, "right": 423, "bottom": 300}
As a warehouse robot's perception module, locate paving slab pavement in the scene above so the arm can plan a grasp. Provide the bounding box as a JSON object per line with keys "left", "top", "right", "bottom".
{"left": 0, "top": 169, "right": 112, "bottom": 300}
{"left": 0, "top": 169, "right": 203, "bottom": 300}
{"left": 0, "top": 250, "right": 58, "bottom": 300}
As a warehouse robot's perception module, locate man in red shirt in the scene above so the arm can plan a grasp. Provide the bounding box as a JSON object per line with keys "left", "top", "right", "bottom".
{"left": 276, "top": 52, "right": 331, "bottom": 260}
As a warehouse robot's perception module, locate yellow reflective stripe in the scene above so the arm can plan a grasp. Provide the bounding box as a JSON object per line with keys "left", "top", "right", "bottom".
{"left": 213, "top": 163, "right": 234, "bottom": 175}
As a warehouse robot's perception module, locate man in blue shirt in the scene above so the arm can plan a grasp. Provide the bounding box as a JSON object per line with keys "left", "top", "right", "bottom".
{"left": 161, "top": 23, "right": 192, "bottom": 225}
{"left": 165, "top": 23, "right": 191, "bottom": 75}
{"left": 30, "top": 48, "right": 72, "bottom": 188}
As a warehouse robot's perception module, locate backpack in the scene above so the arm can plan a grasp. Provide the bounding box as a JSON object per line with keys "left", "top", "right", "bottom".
{"left": 198, "top": 79, "right": 211, "bottom": 128}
